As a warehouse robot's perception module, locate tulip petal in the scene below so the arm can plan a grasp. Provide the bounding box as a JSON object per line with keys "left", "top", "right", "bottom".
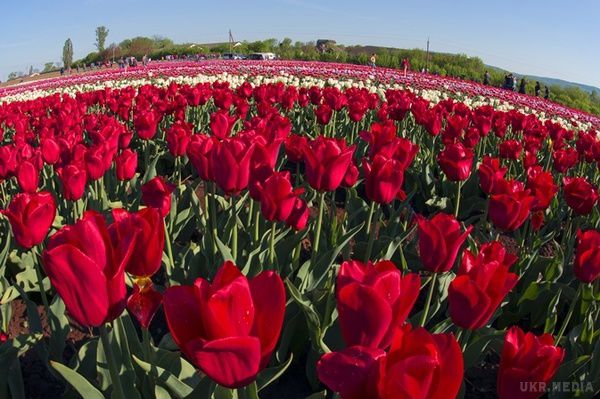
{"left": 249, "top": 271, "right": 286, "bottom": 368}
{"left": 163, "top": 285, "right": 204, "bottom": 348}
{"left": 428, "top": 333, "right": 464, "bottom": 399}
{"left": 42, "top": 244, "right": 109, "bottom": 327}
{"left": 317, "top": 346, "right": 385, "bottom": 399}
{"left": 185, "top": 336, "right": 261, "bottom": 389}
{"left": 127, "top": 285, "right": 163, "bottom": 329}
{"left": 338, "top": 283, "right": 392, "bottom": 348}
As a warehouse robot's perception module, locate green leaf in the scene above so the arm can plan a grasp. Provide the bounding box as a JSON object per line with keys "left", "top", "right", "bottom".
{"left": 286, "top": 279, "right": 322, "bottom": 349}
{"left": 51, "top": 361, "right": 104, "bottom": 399}
{"left": 304, "top": 222, "right": 364, "bottom": 291}
{"left": 213, "top": 385, "right": 235, "bottom": 399}
{"left": 155, "top": 384, "right": 172, "bottom": 399}
{"left": 256, "top": 354, "right": 294, "bottom": 392}
{"left": 49, "top": 295, "right": 70, "bottom": 361}
{"left": 132, "top": 355, "right": 194, "bottom": 398}
{"left": 544, "top": 289, "right": 562, "bottom": 334}
{"left": 183, "top": 376, "right": 215, "bottom": 399}
{"left": 215, "top": 235, "right": 234, "bottom": 262}
{"left": 113, "top": 318, "right": 141, "bottom": 399}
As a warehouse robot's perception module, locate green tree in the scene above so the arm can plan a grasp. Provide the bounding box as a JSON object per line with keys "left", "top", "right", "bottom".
{"left": 95, "top": 26, "right": 109, "bottom": 52}
{"left": 62, "top": 38, "right": 73, "bottom": 69}
{"left": 43, "top": 62, "right": 55, "bottom": 73}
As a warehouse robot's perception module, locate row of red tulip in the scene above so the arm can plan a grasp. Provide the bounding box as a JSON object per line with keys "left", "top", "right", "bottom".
{"left": 0, "top": 65, "right": 599, "bottom": 398}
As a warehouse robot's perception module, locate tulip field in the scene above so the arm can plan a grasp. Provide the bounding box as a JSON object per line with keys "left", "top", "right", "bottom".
{"left": 2, "top": 60, "right": 600, "bottom": 398}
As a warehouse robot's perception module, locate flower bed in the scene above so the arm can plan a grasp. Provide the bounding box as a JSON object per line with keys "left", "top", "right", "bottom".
{"left": 0, "top": 61, "right": 599, "bottom": 398}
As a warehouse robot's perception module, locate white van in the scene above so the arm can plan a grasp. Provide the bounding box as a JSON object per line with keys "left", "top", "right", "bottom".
{"left": 247, "top": 52, "right": 276, "bottom": 60}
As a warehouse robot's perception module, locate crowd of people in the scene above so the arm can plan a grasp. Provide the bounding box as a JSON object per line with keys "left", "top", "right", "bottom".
{"left": 366, "top": 57, "right": 551, "bottom": 101}
{"left": 488, "top": 71, "right": 550, "bottom": 99}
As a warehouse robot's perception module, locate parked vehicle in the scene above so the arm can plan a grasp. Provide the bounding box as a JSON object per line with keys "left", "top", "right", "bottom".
{"left": 222, "top": 52, "right": 245, "bottom": 60}
{"left": 247, "top": 52, "right": 276, "bottom": 60}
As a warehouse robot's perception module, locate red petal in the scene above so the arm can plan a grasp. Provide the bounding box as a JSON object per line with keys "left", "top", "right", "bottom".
{"left": 338, "top": 284, "right": 392, "bottom": 349}
{"left": 42, "top": 244, "right": 109, "bottom": 327}
{"left": 185, "top": 336, "right": 261, "bottom": 388}
{"left": 249, "top": 271, "right": 286, "bottom": 368}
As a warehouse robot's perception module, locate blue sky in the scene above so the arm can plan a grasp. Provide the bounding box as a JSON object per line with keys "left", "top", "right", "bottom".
{"left": 1, "top": 0, "right": 599, "bottom": 87}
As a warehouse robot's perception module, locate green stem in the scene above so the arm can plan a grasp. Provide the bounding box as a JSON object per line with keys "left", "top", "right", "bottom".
{"left": 230, "top": 197, "right": 238, "bottom": 260}
{"left": 454, "top": 180, "right": 463, "bottom": 218}
{"left": 311, "top": 192, "right": 326, "bottom": 266}
{"left": 99, "top": 325, "right": 126, "bottom": 399}
{"left": 269, "top": 222, "right": 277, "bottom": 269}
{"left": 164, "top": 220, "right": 175, "bottom": 283}
{"left": 364, "top": 206, "right": 380, "bottom": 262}
{"left": 32, "top": 247, "right": 52, "bottom": 335}
{"left": 209, "top": 182, "right": 218, "bottom": 254}
{"left": 253, "top": 203, "right": 261, "bottom": 244}
{"left": 365, "top": 201, "right": 376, "bottom": 235}
{"left": 555, "top": 285, "right": 581, "bottom": 344}
{"left": 419, "top": 273, "right": 438, "bottom": 327}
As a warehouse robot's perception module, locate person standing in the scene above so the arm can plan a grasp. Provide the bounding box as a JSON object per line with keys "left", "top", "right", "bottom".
{"left": 544, "top": 86, "right": 550, "bottom": 99}
{"left": 401, "top": 58, "right": 410, "bottom": 77}
{"left": 483, "top": 70, "right": 490, "bottom": 85}
{"left": 369, "top": 53, "right": 377, "bottom": 67}
{"left": 518, "top": 78, "right": 526, "bottom": 94}
{"left": 535, "top": 81, "right": 541, "bottom": 96}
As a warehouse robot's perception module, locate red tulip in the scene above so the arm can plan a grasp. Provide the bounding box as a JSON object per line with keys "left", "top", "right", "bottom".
{"left": 187, "top": 134, "right": 217, "bottom": 181}
{"left": 209, "top": 110, "right": 236, "bottom": 139}
{"left": 285, "top": 198, "right": 309, "bottom": 231}
{"left": 303, "top": 136, "right": 355, "bottom": 192}
{"left": 59, "top": 163, "right": 87, "bottom": 201}
{"left": 141, "top": 176, "right": 175, "bottom": 218}
{"left": 42, "top": 211, "right": 138, "bottom": 327}
{"left": 526, "top": 166, "right": 557, "bottom": 211}
{"left": 497, "top": 327, "right": 564, "bottom": 399}
{"left": 448, "top": 241, "right": 518, "bottom": 329}
{"left": 317, "top": 346, "right": 384, "bottom": 399}
{"left": 1, "top": 191, "right": 56, "bottom": 249}
{"left": 284, "top": 134, "right": 308, "bottom": 162}
{"left": 337, "top": 260, "right": 420, "bottom": 349}
{"left": 16, "top": 161, "right": 39, "bottom": 193}
{"left": 437, "top": 142, "right": 474, "bottom": 181}
{"left": 341, "top": 161, "right": 359, "bottom": 188}
{"left": 478, "top": 156, "right": 507, "bottom": 195}
{"left": 362, "top": 154, "right": 405, "bottom": 204}
{"left": 317, "top": 325, "right": 463, "bottom": 399}
{"left": 134, "top": 110, "right": 159, "bottom": 140}
{"left": 563, "top": 177, "right": 598, "bottom": 215}
{"left": 552, "top": 147, "right": 578, "bottom": 173}
{"left": 573, "top": 229, "right": 600, "bottom": 283}
{"left": 110, "top": 208, "right": 164, "bottom": 277}
{"left": 41, "top": 138, "right": 60, "bottom": 165}
{"left": 127, "top": 281, "right": 163, "bottom": 329}
{"left": 166, "top": 120, "right": 192, "bottom": 157}
{"left": 417, "top": 213, "right": 473, "bottom": 273}
{"left": 163, "top": 261, "right": 286, "bottom": 388}
{"left": 211, "top": 138, "right": 255, "bottom": 195}
{"left": 115, "top": 149, "right": 137, "bottom": 181}
{"left": 489, "top": 186, "right": 535, "bottom": 231}
{"left": 499, "top": 140, "right": 523, "bottom": 160}
{"left": 315, "top": 104, "right": 333, "bottom": 125}
{"left": 259, "top": 172, "right": 301, "bottom": 222}
{"left": 379, "top": 325, "right": 463, "bottom": 399}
